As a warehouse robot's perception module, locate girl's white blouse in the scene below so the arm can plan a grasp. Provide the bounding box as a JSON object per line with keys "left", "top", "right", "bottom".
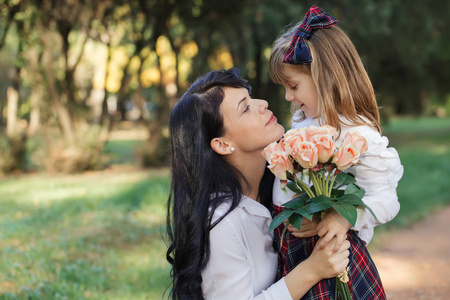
{"left": 273, "top": 117, "right": 404, "bottom": 244}
{"left": 201, "top": 195, "right": 293, "bottom": 300}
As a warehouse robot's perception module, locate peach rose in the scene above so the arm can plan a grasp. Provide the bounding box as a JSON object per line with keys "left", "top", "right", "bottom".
{"left": 283, "top": 128, "right": 308, "bottom": 155}
{"left": 262, "top": 142, "right": 294, "bottom": 180}
{"left": 291, "top": 141, "right": 319, "bottom": 169}
{"left": 332, "top": 144, "right": 361, "bottom": 171}
{"left": 341, "top": 131, "right": 368, "bottom": 154}
{"left": 304, "top": 125, "right": 338, "bottom": 141}
{"left": 304, "top": 126, "right": 324, "bottom": 140}
{"left": 321, "top": 125, "right": 339, "bottom": 139}
{"left": 262, "top": 141, "right": 279, "bottom": 161}
{"left": 311, "top": 133, "right": 336, "bottom": 163}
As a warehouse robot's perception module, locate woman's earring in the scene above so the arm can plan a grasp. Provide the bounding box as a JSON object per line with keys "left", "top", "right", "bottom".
{"left": 230, "top": 147, "right": 235, "bottom": 153}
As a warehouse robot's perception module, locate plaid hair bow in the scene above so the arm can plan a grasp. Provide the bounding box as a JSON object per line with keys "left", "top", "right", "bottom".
{"left": 283, "top": 5, "right": 338, "bottom": 64}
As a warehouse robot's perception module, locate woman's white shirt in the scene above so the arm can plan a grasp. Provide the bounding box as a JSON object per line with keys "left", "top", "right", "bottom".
{"left": 273, "top": 117, "right": 403, "bottom": 244}
{"left": 201, "top": 195, "right": 293, "bottom": 300}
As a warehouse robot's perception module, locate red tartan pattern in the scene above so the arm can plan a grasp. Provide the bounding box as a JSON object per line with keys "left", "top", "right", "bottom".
{"left": 272, "top": 205, "right": 386, "bottom": 300}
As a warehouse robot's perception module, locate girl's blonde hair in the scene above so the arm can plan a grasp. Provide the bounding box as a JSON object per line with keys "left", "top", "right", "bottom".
{"left": 269, "top": 24, "right": 381, "bottom": 134}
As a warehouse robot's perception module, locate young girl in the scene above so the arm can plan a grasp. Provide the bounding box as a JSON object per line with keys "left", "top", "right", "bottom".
{"left": 268, "top": 5, "right": 403, "bottom": 300}
{"left": 166, "top": 67, "right": 351, "bottom": 299}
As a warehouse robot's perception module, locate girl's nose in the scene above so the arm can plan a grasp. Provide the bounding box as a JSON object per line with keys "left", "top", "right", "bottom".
{"left": 285, "top": 91, "right": 293, "bottom": 102}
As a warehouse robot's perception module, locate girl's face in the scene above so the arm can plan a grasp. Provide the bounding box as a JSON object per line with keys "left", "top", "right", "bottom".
{"left": 219, "top": 87, "right": 284, "bottom": 153}
{"left": 281, "top": 66, "right": 319, "bottom": 119}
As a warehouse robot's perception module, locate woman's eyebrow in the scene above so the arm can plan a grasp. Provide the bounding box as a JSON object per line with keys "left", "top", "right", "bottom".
{"left": 237, "top": 96, "right": 247, "bottom": 111}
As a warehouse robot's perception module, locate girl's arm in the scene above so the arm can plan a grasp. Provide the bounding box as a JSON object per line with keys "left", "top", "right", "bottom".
{"left": 346, "top": 127, "right": 403, "bottom": 243}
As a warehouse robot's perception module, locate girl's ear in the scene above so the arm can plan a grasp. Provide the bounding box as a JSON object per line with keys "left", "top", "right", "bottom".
{"left": 211, "top": 138, "right": 234, "bottom": 155}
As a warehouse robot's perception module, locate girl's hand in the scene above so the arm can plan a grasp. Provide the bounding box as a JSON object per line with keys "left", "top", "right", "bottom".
{"left": 286, "top": 215, "right": 320, "bottom": 238}
{"left": 316, "top": 209, "right": 352, "bottom": 253}
{"left": 307, "top": 237, "right": 350, "bottom": 280}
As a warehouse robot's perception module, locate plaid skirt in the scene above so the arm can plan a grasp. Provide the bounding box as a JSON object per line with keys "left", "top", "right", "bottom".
{"left": 272, "top": 205, "right": 386, "bottom": 300}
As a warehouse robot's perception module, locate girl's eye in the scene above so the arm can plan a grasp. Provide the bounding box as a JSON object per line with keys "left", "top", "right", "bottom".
{"left": 243, "top": 105, "right": 250, "bottom": 113}
{"left": 290, "top": 85, "right": 298, "bottom": 90}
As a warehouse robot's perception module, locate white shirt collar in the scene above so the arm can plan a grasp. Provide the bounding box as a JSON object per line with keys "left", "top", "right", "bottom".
{"left": 238, "top": 195, "right": 272, "bottom": 219}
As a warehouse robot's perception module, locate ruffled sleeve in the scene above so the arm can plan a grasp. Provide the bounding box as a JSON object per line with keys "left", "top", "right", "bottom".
{"left": 343, "top": 126, "right": 404, "bottom": 244}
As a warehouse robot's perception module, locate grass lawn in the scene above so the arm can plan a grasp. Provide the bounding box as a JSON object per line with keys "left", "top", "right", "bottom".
{"left": 1, "top": 116, "right": 449, "bottom": 299}
{"left": 0, "top": 169, "right": 171, "bottom": 299}
{"left": 380, "top": 117, "right": 450, "bottom": 227}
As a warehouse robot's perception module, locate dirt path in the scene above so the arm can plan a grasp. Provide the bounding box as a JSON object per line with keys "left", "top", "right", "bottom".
{"left": 370, "top": 207, "right": 450, "bottom": 299}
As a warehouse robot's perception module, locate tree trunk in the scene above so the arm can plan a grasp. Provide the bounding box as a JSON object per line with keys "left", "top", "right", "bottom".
{"left": 6, "top": 87, "right": 18, "bottom": 139}
{"left": 5, "top": 29, "right": 28, "bottom": 172}
{"left": 27, "top": 49, "right": 44, "bottom": 137}
{"left": 6, "top": 85, "right": 27, "bottom": 171}
{"left": 116, "top": 57, "right": 134, "bottom": 121}
{"left": 143, "top": 41, "right": 172, "bottom": 166}
{"left": 42, "top": 43, "right": 75, "bottom": 146}
{"left": 27, "top": 88, "right": 41, "bottom": 136}
{"left": 98, "top": 36, "right": 114, "bottom": 144}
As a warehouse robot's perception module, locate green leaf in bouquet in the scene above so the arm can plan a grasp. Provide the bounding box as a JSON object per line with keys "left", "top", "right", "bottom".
{"left": 289, "top": 213, "right": 303, "bottom": 230}
{"left": 287, "top": 181, "right": 304, "bottom": 194}
{"left": 331, "top": 203, "right": 357, "bottom": 226}
{"left": 330, "top": 188, "right": 345, "bottom": 198}
{"left": 337, "top": 194, "right": 378, "bottom": 221}
{"left": 337, "top": 194, "right": 366, "bottom": 206}
{"left": 344, "top": 183, "right": 366, "bottom": 199}
{"left": 269, "top": 209, "right": 294, "bottom": 232}
{"left": 282, "top": 193, "right": 309, "bottom": 209}
{"left": 334, "top": 172, "right": 356, "bottom": 189}
{"left": 306, "top": 195, "right": 333, "bottom": 214}
{"left": 294, "top": 206, "right": 314, "bottom": 221}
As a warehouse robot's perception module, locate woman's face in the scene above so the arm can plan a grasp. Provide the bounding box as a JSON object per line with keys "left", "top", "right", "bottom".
{"left": 219, "top": 87, "right": 284, "bottom": 153}
{"left": 281, "top": 65, "right": 319, "bottom": 119}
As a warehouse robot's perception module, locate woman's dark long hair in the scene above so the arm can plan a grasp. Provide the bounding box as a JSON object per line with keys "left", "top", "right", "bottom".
{"left": 165, "top": 68, "right": 274, "bottom": 299}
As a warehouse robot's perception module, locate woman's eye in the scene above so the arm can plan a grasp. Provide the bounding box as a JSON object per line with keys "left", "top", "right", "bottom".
{"left": 243, "top": 105, "right": 250, "bottom": 113}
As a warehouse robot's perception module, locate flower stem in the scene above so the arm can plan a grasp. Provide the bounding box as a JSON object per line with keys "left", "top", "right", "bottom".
{"left": 335, "top": 278, "right": 351, "bottom": 300}
{"left": 309, "top": 170, "right": 322, "bottom": 195}
{"left": 328, "top": 175, "right": 336, "bottom": 197}
{"left": 295, "top": 177, "right": 316, "bottom": 198}
{"left": 325, "top": 171, "right": 334, "bottom": 197}
{"left": 279, "top": 220, "right": 289, "bottom": 249}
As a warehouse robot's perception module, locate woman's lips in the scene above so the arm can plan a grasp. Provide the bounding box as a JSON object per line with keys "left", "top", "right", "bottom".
{"left": 266, "top": 113, "right": 277, "bottom": 125}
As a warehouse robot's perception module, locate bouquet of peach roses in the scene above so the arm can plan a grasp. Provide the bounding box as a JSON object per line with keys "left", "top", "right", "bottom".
{"left": 261, "top": 125, "right": 377, "bottom": 300}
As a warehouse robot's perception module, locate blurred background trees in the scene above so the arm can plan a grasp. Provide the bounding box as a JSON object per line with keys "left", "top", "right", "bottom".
{"left": 0, "top": 0, "right": 449, "bottom": 174}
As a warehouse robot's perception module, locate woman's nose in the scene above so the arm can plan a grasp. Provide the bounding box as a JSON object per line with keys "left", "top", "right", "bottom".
{"left": 258, "top": 99, "right": 268, "bottom": 113}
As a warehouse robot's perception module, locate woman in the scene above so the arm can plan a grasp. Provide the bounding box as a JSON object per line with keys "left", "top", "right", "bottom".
{"left": 166, "top": 68, "right": 350, "bottom": 299}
